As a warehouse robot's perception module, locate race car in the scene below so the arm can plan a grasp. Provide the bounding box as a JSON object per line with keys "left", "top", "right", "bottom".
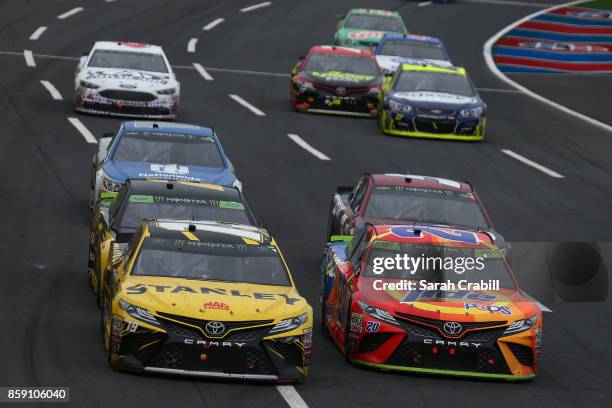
{"left": 327, "top": 173, "right": 509, "bottom": 256}
{"left": 290, "top": 46, "right": 383, "bottom": 117}
{"left": 378, "top": 64, "right": 487, "bottom": 140}
{"left": 334, "top": 9, "right": 408, "bottom": 48}
{"left": 90, "top": 121, "right": 241, "bottom": 208}
{"left": 374, "top": 34, "right": 452, "bottom": 76}
{"left": 100, "top": 220, "right": 313, "bottom": 382}
{"left": 88, "top": 178, "right": 256, "bottom": 306}
{"left": 320, "top": 224, "right": 542, "bottom": 380}
{"left": 74, "top": 41, "right": 179, "bottom": 119}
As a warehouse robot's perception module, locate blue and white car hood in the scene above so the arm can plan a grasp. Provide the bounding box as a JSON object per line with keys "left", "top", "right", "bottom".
{"left": 102, "top": 160, "right": 236, "bottom": 186}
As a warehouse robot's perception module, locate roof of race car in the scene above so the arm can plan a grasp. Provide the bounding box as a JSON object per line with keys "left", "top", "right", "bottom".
{"left": 348, "top": 8, "right": 399, "bottom": 17}
{"left": 125, "top": 179, "right": 242, "bottom": 201}
{"left": 93, "top": 41, "right": 164, "bottom": 54}
{"left": 122, "top": 121, "right": 215, "bottom": 137}
{"left": 380, "top": 33, "right": 443, "bottom": 45}
{"left": 370, "top": 173, "right": 471, "bottom": 192}
{"left": 147, "top": 220, "right": 267, "bottom": 244}
{"left": 369, "top": 224, "right": 494, "bottom": 247}
{"left": 309, "top": 45, "right": 373, "bottom": 57}
{"left": 400, "top": 63, "right": 466, "bottom": 76}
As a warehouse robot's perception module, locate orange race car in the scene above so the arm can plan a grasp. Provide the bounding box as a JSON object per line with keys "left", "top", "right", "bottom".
{"left": 320, "top": 224, "right": 542, "bottom": 380}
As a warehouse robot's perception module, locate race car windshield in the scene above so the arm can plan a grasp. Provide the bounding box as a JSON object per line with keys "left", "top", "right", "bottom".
{"left": 118, "top": 196, "right": 251, "bottom": 230}
{"left": 87, "top": 50, "right": 168, "bottom": 73}
{"left": 364, "top": 186, "right": 488, "bottom": 229}
{"left": 132, "top": 238, "right": 291, "bottom": 286}
{"left": 364, "top": 243, "right": 516, "bottom": 289}
{"left": 344, "top": 15, "right": 404, "bottom": 32}
{"left": 395, "top": 71, "right": 475, "bottom": 96}
{"left": 305, "top": 54, "right": 380, "bottom": 76}
{"left": 112, "top": 132, "right": 224, "bottom": 168}
{"left": 379, "top": 40, "right": 447, "bottom": 60}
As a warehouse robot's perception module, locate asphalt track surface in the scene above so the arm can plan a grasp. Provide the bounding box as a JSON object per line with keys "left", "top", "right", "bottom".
{"left": 0, "top": 0, "right": 611, "bottom": 407}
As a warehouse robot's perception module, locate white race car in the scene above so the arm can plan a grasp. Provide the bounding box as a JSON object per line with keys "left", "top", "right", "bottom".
{"left": 74, "top": 41, "right": 180, "bottom": 119}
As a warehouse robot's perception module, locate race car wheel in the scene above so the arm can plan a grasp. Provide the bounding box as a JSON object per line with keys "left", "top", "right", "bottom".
{"left": 101, "top": 294, "right": 115, "bottom": 365}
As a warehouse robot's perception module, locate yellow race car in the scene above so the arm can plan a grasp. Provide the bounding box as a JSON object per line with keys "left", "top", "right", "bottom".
{"left": 378, "top": 64, "right": 487, "bottom": 141}
{"left": 100, "top": 219, "right": 313, "bottom": 382}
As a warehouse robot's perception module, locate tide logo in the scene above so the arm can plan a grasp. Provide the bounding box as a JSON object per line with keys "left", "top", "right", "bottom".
{"left": 389, "top": 226, "right": 479, "bottom": 244}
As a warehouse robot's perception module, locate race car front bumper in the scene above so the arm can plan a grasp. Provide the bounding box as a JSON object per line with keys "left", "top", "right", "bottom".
{"left": 109, "top": 314, "right": 311, "bottom": 383}
{"left": 75, "top": 87, "right": 178, "bottom": 119}
{"left": 292, "top": 86, "right": 378, "bottom": 118}
{"left": 379, "top": 110, "right": 486, "bottom": 141}
{"left": 347, "top": 314, "right": 539, "bottom": 380}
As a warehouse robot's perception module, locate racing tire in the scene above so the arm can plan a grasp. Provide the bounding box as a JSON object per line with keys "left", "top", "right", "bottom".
{"left": 101, "top": 293, "right": 114, "bottom": 366}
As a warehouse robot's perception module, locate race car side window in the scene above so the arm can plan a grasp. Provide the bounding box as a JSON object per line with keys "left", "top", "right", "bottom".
{"left": 349, "top": 227, "right": 369, "bottom": 271}
{"left": 350, "top": 177, "right": 368, "bottom": 214}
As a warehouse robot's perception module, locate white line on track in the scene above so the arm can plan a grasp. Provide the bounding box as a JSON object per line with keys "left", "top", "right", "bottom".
{"left": 23, "top": 50, "right": 35, "bottom": 67}
{"left": 105, "top": 0, "right": 118, "bottom": 2}
{"left": 40, "top": 80, "right": 63, "bottom": 100}
{"left": 193, "top": 63, "right": 213, "bottom": 80}
{"left": 287, "top": 134, "right": 331, "bottom": 161}
{"left": 476, "top": 87, "right": 521, "bottom": 94}
{"left": 187, "top": 38, "right": 198, "bottom": 53}
{"left": 68, "top": 117, "right": 97, "bottom": 144}
{"left": 463, "top": 0, "right": 553, "bottom": 7}
{"left": 29, "top": 26, "right": 47, "bottom": 40}
{"left": 229, "top": 94, "right": 266, "bottom": 116}
{"left": 484, "top": 0, "right": 612, "bottom": 134}
{"left": 418, "top": 1, "right": 432, "bottom": 7}
{"left": 276, "top": 386, "right": 309, "bottom": 408}
{"left": 203, "top": 18, "right": 224, "bottom": 31}
{"left": 57, "top": 7, "right": 84, "bottom": 20}
{"left": 240, "top": 1, "right": 272, "bottom": 13}
{"left": 501, "top": 149, "right": 564, "bottom": 179}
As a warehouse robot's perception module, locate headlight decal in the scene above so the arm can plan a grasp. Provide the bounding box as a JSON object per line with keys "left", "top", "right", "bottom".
{"left": 388, "top": 99, "right": 413, "bottom": 114}
{"left": 459, "top": 106, "right": 484, "bottom": 118}
{"left": 358, "top": 300, "right": 400, "bottom": 326}
{"left": 503, "top": 315, "right": 537, "bottom": 336}
{"left": 269, "top": 313, "right": 308, "bottom": 335}
{"left": 119, "top": 299, "right": 160, "bottom": 327}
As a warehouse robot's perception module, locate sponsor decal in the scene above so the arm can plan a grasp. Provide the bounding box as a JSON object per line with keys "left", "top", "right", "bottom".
{"left": 350, "top": 312, "right": 363, "bottom": 333}
{"left": 392, "top": 91, "right": 477, "bottom": 104}
{"left": 137, "top": 173, "right": 201, "bottom": 182}
{"left": 125, "top": 284, "right": 301, "bottom": 304}
{"left": 423, "top": 338, "right": 482, "bottom": 348}
{"left": 443, "top": 321, "right": 462, "bottom": 335}
{"left": 202, "top": 301, "right": 230, "bottom": 311}
{"left": 310, "top": 71, "right": 375, "bottom": 82}
{"left": 465, "top": 303, "right": 512, "bottom": 315}
{"left": 84, "top": 69, "right": 169, "bottom": 84}
{"left": 184, "top": 338, "right": 246, "bottom": 348}
{"left": 219, "top": 200, "right": 245, "bottom": 210}
{"left": 129, "top": 194, "right": 155, "bottom": 204}
{"left": 566, "top": 10, "right": 612, "bottom": 20}
{"left": 205, "top": 321, "right": 226, "bottom": 336}
{"left": 150, "top": 163, "right": 189, "bottom": 174}
{"left": 401, "top": 289, "right": 497, "bottom": 303}
{"left": 348, "top": 31, "right": 385, "bottom": 39}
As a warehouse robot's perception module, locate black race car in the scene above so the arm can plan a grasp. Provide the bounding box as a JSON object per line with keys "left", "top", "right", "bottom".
{"left": 290, "top": 45, "right": 384, "bottom": 117}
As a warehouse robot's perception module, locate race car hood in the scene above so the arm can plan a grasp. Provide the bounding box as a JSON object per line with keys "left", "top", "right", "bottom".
{"left": 358, "top": 278, "right": 539, "bottom": 323}
{"left": 102, "top": 160, "right": 236, "bottom": 186}
{"left": 78, "top": 67, "right": 176, "bottom": 91}
{"left": 376, "top": 55, "right": 452, "bottom": 73}
{"left": 302, "top": 70, "right": 380, "bottom": 88}
{"left": 120, "top": 276, "right": 307, "bottom": 322}
{"left": 390, "top": 91, "right": 480, "bottom": 106}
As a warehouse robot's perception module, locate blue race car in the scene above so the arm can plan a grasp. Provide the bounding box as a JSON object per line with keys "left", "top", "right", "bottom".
{"left": 374, "top": 34, "right": 452, "bottom": 75}
{"left": 90, "top": 121, "right": 241, "bottom": 208}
